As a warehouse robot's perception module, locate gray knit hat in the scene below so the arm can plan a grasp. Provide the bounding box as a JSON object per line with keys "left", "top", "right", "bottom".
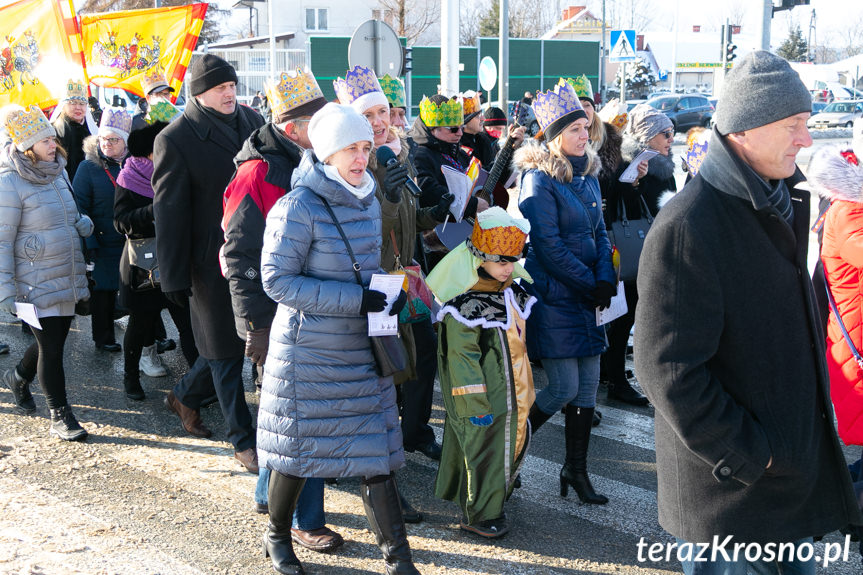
{"left": 715, "top": 51, "right": 811, "bottom": 135}
{"left": 627, "top": 103, "right": 673, "bottom": 144}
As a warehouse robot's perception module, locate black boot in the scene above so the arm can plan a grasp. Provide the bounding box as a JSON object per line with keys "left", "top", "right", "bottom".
{"left": 263, "top": 471, "right": 307, "bottom": 575}
{"left": 3, "top": 367, "right": 35, "bottom": 414}
{"left": 609, "top": 377, "right": 649, "bottom": 406}
{"left": 49, "top": 405, "right": 88, "bottom": 441}
{"left": 361, "top": 475, "right": 420, "bottom": 575}
{"left": 123, "top": 375, "right": 145, "bottom": 401}
{"left": 398, "top": 490, "right": 423, "bottom": 524}
{"left": 560, "top": 407, "right": 607, "bottom": 505}
{"left": 527, "top": 403, "right": 553, "bottom": 436}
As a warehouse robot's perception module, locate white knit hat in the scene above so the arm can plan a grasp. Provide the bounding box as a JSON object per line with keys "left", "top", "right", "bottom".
{"left": 308, "top": 103, "right": 374, "bottom": 162}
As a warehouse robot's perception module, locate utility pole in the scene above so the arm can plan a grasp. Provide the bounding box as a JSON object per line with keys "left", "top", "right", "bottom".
{"left": 498, "top": 0, "right": 509, "bottom": 111}
{"left": 600, "top": 0, "right": 606, "bottom": 103}
{"left": 759, "top": 0, "right": 771, "bottom": 51}
{"left": 440, "top": 0, "right": 459, "bottom": 96}
{"left": 807, "top": 9, "right": 816, "bottom": 62}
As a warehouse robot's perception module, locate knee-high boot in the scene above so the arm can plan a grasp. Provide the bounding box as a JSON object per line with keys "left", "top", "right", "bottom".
{"left": 560, "top": 406, "right": 608, "bottom": 505}
{"left": 361, "top": 474, "right": 421, "bottom": 575}
{"left": 264, "top": 471, "right": 307, "bottom": 575}
{"left": 528, "top": 403, "right": 553, "bottom": 436}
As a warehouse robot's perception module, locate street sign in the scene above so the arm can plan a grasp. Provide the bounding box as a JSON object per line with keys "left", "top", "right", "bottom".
{"left": 609, "top": 29, "right": 636, "bottom": 63}
{"left": 348, "top": 20, "right": 403, "bottom": 77}
{"left": 478, "top": 57, "right": 497, "bottom": 92}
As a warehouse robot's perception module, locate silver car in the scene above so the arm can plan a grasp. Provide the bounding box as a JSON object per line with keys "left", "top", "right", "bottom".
{"left": 807, "top": 100, "right": 863, "bottom": 129}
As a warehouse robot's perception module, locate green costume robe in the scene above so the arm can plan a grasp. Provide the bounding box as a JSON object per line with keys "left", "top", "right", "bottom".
{"left": 435, "top": 278, "right": 536, "bottom": 524}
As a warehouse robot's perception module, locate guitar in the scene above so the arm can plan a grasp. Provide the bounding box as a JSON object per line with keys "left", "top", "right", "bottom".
{"left": 429, "top": 102, "right": 530, "bottom": 252}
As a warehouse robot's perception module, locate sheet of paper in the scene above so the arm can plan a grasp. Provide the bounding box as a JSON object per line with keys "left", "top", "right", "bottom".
{"left": 618, "top": 149, "right": 660, "bottom": 183}
{"left": 368, "top": 273, "right": 405, "bottom": 336}
{"left": 441, "top": 165, "right": 471, "bottom": 222}
{"left": 15, "top": 302, "right": 42, "bottom": 330}
{"left": 596, "top": 281, "right": 628, "bottom": 326}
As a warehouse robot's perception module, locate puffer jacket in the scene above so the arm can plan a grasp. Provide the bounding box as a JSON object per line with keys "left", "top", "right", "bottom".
{"left": 257, "top": 150, "right": 405, "bottom": 479}
{"left": 809, "top": 145, "right": 863, "bottom": 445}
{"left": 0, "top": 146, "right": 91, "bottom": 314}
{"left": 73, "top": 136, "right": 125, "bottom": 291}
{"left": 515, "top": 140, "right": 615, "bottom": 359}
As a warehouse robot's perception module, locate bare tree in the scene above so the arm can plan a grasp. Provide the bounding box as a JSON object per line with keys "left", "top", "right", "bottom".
{"left": 375, "top": 0, "right": 441, "bottom": 45}
{"left": 78, "top": 0, "right": 229, "bottom": 44}
{"left": 460, "top": 0, "right": 488, "bottom": 45}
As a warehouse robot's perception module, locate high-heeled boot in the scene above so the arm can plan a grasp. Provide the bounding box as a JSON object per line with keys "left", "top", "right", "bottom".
{"left": 361, "top": 474, "right": 421, "bottom": 575}
{"left": 527, "top": 403, "right": 553, "bottom": 435}
{"left": 263, "top": 471, "right": 307, "bottom": 575}
{"left": 560, "top": 406, "right": 608, "bottom": 505}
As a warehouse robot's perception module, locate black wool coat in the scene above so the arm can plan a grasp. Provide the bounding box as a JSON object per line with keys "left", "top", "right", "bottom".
{"left": 634, "top": 128, "right": 862, "bottom": 544}
{"left": 152, "top": 101, "right": 264, "bottom": 359}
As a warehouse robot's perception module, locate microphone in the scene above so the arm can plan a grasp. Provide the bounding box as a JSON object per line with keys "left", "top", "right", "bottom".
{"left": 376, "top": 146, "right": 423, "bottom": 198}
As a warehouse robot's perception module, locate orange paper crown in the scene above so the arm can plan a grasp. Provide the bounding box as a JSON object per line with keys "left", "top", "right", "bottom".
{"left": 467, "top": 207, "right": 530, "bottom": 260}
{"left": 462, "top": 91, "right": 482, "bottom": 117}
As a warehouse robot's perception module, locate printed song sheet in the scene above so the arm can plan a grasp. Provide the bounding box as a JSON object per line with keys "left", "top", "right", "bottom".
{"left": 618, "top": 149, "right": 659, "bottom": 183}
{"left": 368, "top": 274, "right": 405, "bottom": 336}
{"left": 596, "top": 281, "right": 628, "bottom": 326}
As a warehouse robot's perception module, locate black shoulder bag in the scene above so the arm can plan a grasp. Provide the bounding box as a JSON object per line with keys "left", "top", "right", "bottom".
{"left": 608, "top": 195, "right": 654, "bottom": 283}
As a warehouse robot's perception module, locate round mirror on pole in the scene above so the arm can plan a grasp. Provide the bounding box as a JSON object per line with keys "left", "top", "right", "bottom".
{"left": 479, "top": 56, "right": 498, "bottom": 92}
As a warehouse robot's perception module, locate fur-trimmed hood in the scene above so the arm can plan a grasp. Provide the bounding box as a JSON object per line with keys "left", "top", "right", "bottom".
{"left": 513, "top": 137, "right": 601, "bottom": 183}
{"left": 808, "top": 145, "right": 863, "bottom": 204}
{"left": 82, "top": 134, "right": 124, "bottom": 169}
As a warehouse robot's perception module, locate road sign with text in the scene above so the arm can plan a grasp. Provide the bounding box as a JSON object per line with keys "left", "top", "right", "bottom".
{"left": 609, "top": 29, "right": 637, "bottom": 62}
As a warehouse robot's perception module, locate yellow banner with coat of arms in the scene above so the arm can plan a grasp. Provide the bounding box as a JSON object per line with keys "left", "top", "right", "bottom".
{"left": 81, "top": 3, "right": 207, "bottom": 100}
{"left": 0, "top": 0, "right": 87, "bottom": 110}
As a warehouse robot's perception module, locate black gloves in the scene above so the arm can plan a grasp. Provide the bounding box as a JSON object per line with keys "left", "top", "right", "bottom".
{"left": 164, "top": 288, "right": 192, "bottom": 308}
{"left": 430, "top": 193, "right": 456, "bottom": 223}
{"left": 591, "top": 281, "right": 616, "bottom": 310}
{"left": 360, "top": 289, "right": 408, "bottom": 316}
{"left": 381, "top": 162, "right": 409, "bottom": 203}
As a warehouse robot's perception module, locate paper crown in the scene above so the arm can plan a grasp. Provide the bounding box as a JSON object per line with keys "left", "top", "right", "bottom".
{"left": 333, "top": 65, "right": 384, "bottom": 105}
{"left": 141, "top": 68, "right": 173, "bottom": 95}
{"left": 100, "top": 107, "right": 132, "bottom": 136}
{"left": 63, "top": 79, "right": 87, "bottom": 103}
{"left": 461, "top": 91, "right": 482, "bottom": 118}
{"left": 684, "top": 128, "right": 710, "bottom": 176}
{"left": 379, "top": 74, "right": 406, "bottom": 108}
{"left": 532, "top": 82, "right": 585, "bottom": 137}
{"left": 467, "top": 207, "right": 530, "bottom": 261}
{"left": 267, "top": 69, "right": 325, "bottom": 121}
{"left": 4, "top": 105, "right": 56, "bottom": 151}
{"left": 597, "top": 98, "right": 628, "bottom": 130}
{"left": 146, "top": 100, "right": 181, "bottom": 124}
{"left": 559, "top": 75, "right": 594, "bottom": 101}
{"left": 419, "top": 96, "right": 463, "bottom": 127}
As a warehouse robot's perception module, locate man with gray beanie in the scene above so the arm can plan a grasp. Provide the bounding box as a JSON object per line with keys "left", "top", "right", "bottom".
{"left": 634, "top": 50, "right": 862, "bottom": 573}
{"left": 153, "top": 53, "right": 264, "bottom": 473}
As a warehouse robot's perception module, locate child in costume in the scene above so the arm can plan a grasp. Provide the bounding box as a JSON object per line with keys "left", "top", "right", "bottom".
{"left": 426, "top": 207, "right": 536, "bottom": 539}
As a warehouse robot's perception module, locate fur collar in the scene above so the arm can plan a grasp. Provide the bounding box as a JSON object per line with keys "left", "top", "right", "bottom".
{"left": 82, "top": 135, "right": 123, "bottom": 169}
{"left": 513, "top": 138, "right": 600, "bottom": 183}
{"left": 808, "top": 145, "right": 863, "bottom": 204}
{"left": 595, "top": 121, "right": 622, "bottom": 180}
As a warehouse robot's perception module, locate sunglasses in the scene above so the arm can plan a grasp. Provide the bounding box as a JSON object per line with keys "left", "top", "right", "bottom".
{"left": 660, "top": 129, "right": 674, "bottom": 139}
{"left": 442, "top": 126, "right": 462, "bottom": 134}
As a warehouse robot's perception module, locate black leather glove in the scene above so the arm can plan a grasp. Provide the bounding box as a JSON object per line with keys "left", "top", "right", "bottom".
{"left": 245, "top": 327, "right": 270, "bottom": 365}
{"left": 389, "top": 290, "right": 407, "bottom": 316}
{"left": 164, "top": 288, "right": 192, "bottom": 308}
{"left": 591, "top": 281, "right": 616, "bottom": 310}
{"left": 360, "top": 289, "right": 387, "bottom": 314}
{"left": 430, "top": 193, "right": 456, "bottom": 223}
{"left": 382, "top": 162, "right": 408, "bottom": 203}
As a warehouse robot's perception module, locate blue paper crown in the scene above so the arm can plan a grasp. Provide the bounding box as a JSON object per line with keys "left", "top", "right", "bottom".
{"left": 532, "top": 82, "right": 585, "bottom": 133}
{"left": 333, "top": 66, "right": 383, "bottom": 105}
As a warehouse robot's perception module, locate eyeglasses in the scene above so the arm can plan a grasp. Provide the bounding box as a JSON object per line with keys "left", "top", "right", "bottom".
{"left": 444, "top": 126, "right": 463, "bottom": 134}
{"left": 101, "top": 137, "right": 123, "bottom": 145}
{"left": 660, "top": 129, "right": 675, "bottom": 139}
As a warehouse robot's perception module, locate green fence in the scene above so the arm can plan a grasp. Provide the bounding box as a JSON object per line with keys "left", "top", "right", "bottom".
{"left": 309, "top": 36, "right": 599, "bottom": 118}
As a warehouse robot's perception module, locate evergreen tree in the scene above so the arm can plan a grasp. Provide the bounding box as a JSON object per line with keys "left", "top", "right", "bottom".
{"left": 777, "top": 25, "right": 809, "bottom": 62}
{"left": 479, "top": 0, "right": 502, "bottom": 38}
{"left": 614, "top": 57, "right": 656, "bottom": 99}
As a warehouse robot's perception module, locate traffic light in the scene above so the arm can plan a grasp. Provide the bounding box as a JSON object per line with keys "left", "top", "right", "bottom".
{"left": 725, "top": 26, "right": 737, "bottom": 65}
{"left": 774, "top": 0, "right": 810, "bottom": 13}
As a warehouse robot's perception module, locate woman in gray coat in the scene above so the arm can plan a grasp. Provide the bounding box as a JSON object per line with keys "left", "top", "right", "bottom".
{"left": 258, "top": 103, "right": 416, "bottom": 575}
{"left": 0, "top": 105, "right": 93, "bottom": 441}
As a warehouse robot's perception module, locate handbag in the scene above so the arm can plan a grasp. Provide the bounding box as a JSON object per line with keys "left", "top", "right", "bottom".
{"left": 319, "top": 197, "right": 407, "bottom": 377}
{"left": 389, "top": 230, "right": 432, "bottom": 324}
{"left": 127, "top": 236, "right": 160, "bottom": 292}
{"left": 608, "top": 195, "right": 653, "bottom": 283}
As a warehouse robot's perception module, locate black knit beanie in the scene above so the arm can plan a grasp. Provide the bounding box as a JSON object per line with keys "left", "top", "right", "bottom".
{"left": 189, "top": 54, "right": 238, "bottom": 96}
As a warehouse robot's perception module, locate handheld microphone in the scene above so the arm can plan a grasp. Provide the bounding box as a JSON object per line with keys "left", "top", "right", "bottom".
{"left": 375, "top": 146, "right": 423, "bottom": 198}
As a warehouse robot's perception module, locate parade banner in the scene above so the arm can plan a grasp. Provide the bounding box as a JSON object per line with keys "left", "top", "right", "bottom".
{"left": 81, "top": 3, "right": 207, "bottom": 100}
{"left": 0, "top": 0, "right": 87, "bottom": 109}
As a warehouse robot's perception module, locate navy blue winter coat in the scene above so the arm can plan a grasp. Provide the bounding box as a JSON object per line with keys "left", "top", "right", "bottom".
{"left": 257, "top": 150, "right": 405, "bottom": 479}
{"left": 72, "top": 136, "right": 125, "bottom": 291}
{"left": 515, "top": 141, "right": 615, "bottom": 359}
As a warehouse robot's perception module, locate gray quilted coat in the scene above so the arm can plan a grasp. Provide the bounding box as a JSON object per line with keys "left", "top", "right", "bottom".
{"left": 257, "top": 150, "right": 405, "bottom": 479}
{"left": 0, "top": 146, "right": 90, "bottom": 315}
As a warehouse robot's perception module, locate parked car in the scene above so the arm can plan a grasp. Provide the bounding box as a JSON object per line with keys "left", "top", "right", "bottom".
{"left": 807, "top": 100, "right": 863, "bottom": 129}
{"left": 625, "top": 99, "right": 646, "bottom": 112}
{"left": 645, "top": 94, "right": 714, "bottom": 132}
{"left": 811, "top": 101, "right": 828, "bottom": 117}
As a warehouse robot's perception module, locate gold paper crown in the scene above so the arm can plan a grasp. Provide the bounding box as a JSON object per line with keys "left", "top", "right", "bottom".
{"left": 379, "top": 74, "right": 406, "bottom": 108}
{"left": 461, "top": 91, "right": 482, "bottom": 117}
{"left": 4, "top": 105, "right": 55, "bottom": 151}
{"left": 266, "top": 69, "right": 325, "bottom": 120}
{"left": 63, "top": 79, "right": 87, "bottom": 102}
{"left": 141, "top": 68, "right": 172, "bottom": 95}
{"left": 419, "top": 96, "right": 463, "bottom": 127}
{"left": 469, "top": 222, "right": 528, "bottom": 259}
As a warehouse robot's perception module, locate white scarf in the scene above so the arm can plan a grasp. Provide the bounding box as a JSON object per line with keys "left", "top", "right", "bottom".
{"left": 322, "top": 164, "right": 376, "bottom": 200}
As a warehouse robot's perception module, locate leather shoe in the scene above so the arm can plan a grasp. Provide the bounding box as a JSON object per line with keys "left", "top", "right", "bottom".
{"left": 290, "top": 526, "right": 344, "bottom": 552}
{"left": 234, "top": 447, "right": 259, "bottom": 474}
{"left": 406, "top": 440, "right": 442, "bottom": 461}
{"left": 96, "top": 342, "right": 122, "bottom": 352}
{"left": 609, "top": 378, "right": 649, "bottom": 406}
{"left": 164, "top": 391, "right": 212, "bottom": 438}
{"left": 155, "top": 338, "right": 176, "bottom": 354}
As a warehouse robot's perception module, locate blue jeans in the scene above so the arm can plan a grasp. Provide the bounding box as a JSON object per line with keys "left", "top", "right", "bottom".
{"left": 535, "top": 355, "right": 601, "bottom": 414}
{"left": 678, "top": 538, "right": 816, "bottom": 575}
{"left": 255, "top": 469, "right": 326, "bottom": 531}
